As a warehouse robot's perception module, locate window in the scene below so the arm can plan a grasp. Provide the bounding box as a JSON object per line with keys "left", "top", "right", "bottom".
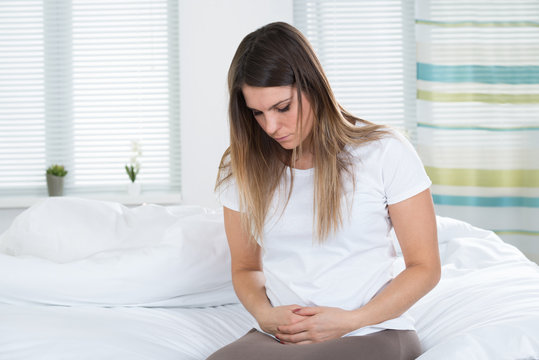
{"left": 0, "top": 0, "right": 180, "bottom": 198}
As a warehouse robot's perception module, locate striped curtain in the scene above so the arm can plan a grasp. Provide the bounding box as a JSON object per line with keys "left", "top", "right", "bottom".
{"left": 415, "top": 0, "right": 539, "bottom": 260}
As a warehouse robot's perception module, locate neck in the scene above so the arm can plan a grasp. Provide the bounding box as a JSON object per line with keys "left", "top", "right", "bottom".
{"left": 293, "top": 150, "right": 314, "bottom": 170}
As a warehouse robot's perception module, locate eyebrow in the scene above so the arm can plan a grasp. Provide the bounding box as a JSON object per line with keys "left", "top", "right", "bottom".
{"left": 247, "top": 97, "right": 292, "bottom": 112}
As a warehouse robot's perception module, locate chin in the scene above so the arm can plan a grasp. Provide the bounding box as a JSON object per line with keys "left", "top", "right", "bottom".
{"left": 277, "top": 142, "right": 297, "bottom": 150}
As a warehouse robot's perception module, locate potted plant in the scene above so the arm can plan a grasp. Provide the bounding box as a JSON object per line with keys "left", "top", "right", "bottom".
{"left": 125, "top": 140, "right": 142, "bottom": 196}
{"left": 46, "top": 164, "right": 68, "bottom": 196}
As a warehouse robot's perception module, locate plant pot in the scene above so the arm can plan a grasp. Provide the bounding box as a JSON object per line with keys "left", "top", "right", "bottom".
{"left": 127, "top": 182, "right": 141, "bottom": 196}
{"left": 46, "top": 173, "right": 65, "bottom": 196}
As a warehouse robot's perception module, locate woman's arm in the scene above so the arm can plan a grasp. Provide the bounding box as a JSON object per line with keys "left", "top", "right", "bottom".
{"left": 349, "top": 187, "right": 441, "bottom": 327}
{"left": 223, "top": 207, "right": 307, "bottom": 335}
{"left": 276, "top": 188, "right": 440, "bottom": 344}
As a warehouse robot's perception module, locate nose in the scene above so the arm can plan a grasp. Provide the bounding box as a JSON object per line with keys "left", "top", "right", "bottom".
{"left": 266, "top": 111, "right": 281, "bottom": 137}
{"left": 261, "top": 112, "right": 280, "bottom": 137}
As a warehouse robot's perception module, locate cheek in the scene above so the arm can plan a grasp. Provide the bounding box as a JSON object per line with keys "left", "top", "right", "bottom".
{"left": 285, "top": 113, "right": 298, "bottom": 128}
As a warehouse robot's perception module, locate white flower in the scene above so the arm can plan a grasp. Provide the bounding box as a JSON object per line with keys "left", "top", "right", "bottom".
{"left": 125, "top": 140, "right": 142, "bottom": 182}
{"left": 128, "top": 140, "right": 142, "bottom": 165}
{"left": 131, "top": 140, "right": 142, "bottom": 157}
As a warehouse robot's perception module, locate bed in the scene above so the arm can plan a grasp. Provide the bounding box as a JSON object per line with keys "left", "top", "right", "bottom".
{"left": 0, "top": 197, "right": 538, "bottom": 359}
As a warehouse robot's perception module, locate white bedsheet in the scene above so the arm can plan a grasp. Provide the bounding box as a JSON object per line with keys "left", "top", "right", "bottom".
{"left": 0, "top": 199, "right": 538, "bottom": 359}
{"left": 0, "top": 303, "right": 256, "bottom": 360}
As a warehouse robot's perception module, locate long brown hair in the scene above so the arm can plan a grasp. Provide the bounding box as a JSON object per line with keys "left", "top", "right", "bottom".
{"left": 216, "top": 22, "right": 388, "bottom": 244}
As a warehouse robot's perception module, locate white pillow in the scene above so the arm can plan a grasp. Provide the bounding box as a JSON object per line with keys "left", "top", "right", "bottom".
{"left": 0, "top": 197, "right": 183, "bottom": 262}
{"left": 0, "top": 197, "right": 238, "bottom": 307}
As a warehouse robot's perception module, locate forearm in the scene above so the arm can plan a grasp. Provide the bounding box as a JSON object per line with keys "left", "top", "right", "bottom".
{"left": 232, "top": 269, "right": 273, "bottom": 321}
{"left": 351, "top": 264, "right": 440, "bottom": 329}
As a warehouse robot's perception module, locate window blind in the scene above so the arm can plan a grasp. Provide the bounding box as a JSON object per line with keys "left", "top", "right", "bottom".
{"left": 293, "top": 0, "right": 416, "bottom": 138}
{"left": 0, "top": 0, "right": 180, "bottom": 198}
{"left": 0, "top": 1, "right": 45, "bottom": 197}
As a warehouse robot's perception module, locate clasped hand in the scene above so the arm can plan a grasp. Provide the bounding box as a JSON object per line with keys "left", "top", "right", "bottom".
{"left": 258, "top": 305, "right": 356, "bottom": 345}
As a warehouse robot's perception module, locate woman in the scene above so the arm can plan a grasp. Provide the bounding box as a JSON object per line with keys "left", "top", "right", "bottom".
{"left": 209, "top": 22, "right": 440, "bottom": 360}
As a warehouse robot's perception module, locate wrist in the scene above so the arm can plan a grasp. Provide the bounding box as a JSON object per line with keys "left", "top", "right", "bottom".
{"left": 349, "top": 307, "right": 367, "bottom": 331}
{"left": 252, "top": 304, "right": 274, "bottom": 325}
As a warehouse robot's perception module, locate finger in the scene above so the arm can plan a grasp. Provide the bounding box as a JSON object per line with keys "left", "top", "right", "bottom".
{"left": 294, "top": 340, "right": 314, "bottom": 345}
{"left": 275, "top": 331, "right": 309, "bottom": 344}
{"left": 277, "top": 319, "right": 310, "bottom": 334}
{"left": 292, "top": 306, "right": 320, "bottom": 316}
{"left": 288, "top": 304, "right": 303, "bottom": 312}
{"left": 279, "top": 340, "right": 313, "bottom": 345}
{"left": 290, "top": 313, "right": 310, "bottom": 324}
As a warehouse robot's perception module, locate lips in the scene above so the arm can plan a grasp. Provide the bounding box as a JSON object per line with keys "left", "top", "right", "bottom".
{"left": 274, "top": 135, "right": 289, "bottom": 142}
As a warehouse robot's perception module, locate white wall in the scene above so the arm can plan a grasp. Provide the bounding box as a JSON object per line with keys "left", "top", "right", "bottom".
{"left": 179, "top": 0, "right": 293, "bottom": 208}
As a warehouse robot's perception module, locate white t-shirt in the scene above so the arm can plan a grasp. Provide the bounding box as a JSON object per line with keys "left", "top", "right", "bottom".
{"left": 217, "top": 129, "right": 432, "bottom": 336}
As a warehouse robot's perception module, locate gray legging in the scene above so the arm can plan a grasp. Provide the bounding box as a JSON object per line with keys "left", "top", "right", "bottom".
{"left": 207, "top": 328, "right": 422, "bottom": 360}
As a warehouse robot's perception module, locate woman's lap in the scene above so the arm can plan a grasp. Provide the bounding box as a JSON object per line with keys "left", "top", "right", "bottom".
{"left": 206, "top": 328, "right": 422, "bottom": 360}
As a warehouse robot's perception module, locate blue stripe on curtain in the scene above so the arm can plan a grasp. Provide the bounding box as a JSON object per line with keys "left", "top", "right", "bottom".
{"left": 417, "top": 63, "right": 539, "bottom": 84}
{"left": 433, "top": 195, "right": 539, "bottom": 208}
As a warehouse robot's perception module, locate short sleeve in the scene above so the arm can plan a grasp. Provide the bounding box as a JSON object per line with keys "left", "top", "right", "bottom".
{"left": 381, "top": 131, "right": 432, "bottom": 205}
{"left": 215, "top": 177, "right": 241, "bottom": 212}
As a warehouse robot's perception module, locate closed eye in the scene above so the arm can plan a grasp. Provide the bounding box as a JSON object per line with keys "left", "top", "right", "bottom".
{"left": 249, "top": 102, "right": 290, "bottom": 117}
{"left": 276, "top": 104, "right": 290, "bottom": 113}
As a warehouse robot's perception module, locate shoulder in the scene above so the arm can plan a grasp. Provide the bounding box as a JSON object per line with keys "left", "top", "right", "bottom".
{"left": 215, "top": 149, "right": 240, "bottom": 211}
{"left": 215, "top": 174, "right": 240, "bottom": 212}
{"left": 343, "top": 123, "right": 431, "bottom": 203}
{"left": 379, "top": 128, "right": 417, "bottom": 158}
{"left": 347, "top": 125, "right": 412, "bottom": 160}
{"left": 345, "top": 126, "right": 426, "bottom": 181}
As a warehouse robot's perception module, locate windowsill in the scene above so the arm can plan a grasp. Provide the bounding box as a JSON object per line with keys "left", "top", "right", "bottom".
{"left": 0, "top": 193, "right": 183, "bottom": 209}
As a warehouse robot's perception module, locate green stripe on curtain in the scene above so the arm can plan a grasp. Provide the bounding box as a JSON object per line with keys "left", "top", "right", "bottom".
{"left": 495, "top": 230, "right": 539, "bottom": 236}
{"left": 425, "top": 167, "right": 539, "bottom": 188}
{"left": 432, "top": 194, "right": 539, "bottom": 208}
{"left": 417, "top": 90, "right": 539, "bottom": 104}
{"left": 417, "top": 63, "right": 539, "bottom": 84}
{"left": 416, "top": 19, "right": 539, "bottom": 28}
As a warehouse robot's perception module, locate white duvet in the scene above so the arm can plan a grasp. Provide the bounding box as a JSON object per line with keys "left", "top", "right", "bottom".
{"left": 409, "top": 217, "right": 539, "bottom": 359}
{"left": 0, "top": 198, "right": 538, "bottom": 359}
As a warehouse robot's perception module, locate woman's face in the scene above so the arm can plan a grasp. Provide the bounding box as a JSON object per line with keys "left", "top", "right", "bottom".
{"left": 242, "top": 85, "right": 314, "bottom": 151}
